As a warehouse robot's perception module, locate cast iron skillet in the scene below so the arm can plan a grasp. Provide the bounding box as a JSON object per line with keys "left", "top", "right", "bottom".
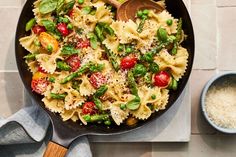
{"left": 15, "top": 0, "right": 194, "bottom": 156}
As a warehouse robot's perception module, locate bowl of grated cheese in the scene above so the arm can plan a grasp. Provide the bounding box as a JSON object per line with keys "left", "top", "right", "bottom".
{"left": 201, "top": 72, "right": 236, "bottom": 134}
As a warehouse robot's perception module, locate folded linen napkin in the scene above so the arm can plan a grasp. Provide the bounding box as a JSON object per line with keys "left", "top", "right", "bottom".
{"left": 0, "top": 97, "right": 92, "bottom": 157}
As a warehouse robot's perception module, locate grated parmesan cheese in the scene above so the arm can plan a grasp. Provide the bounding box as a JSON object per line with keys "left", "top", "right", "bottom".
{"left": 205, "top": 84, "right": 236, "bottom": 129}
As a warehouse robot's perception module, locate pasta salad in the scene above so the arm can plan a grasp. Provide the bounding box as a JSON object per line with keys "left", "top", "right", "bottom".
{"left": 19, "top": 0, "right": 188, "bottom": 126}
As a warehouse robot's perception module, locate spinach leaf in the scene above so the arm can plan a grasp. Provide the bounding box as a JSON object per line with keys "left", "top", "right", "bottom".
{"left": 41, "top": 20, "right": 56, "bottom": 32}
{"left": 126, "top": 96, "right": 141, "bottom": 110}
{"left": 39, "top": 0, "right": 58, "bottom": 14}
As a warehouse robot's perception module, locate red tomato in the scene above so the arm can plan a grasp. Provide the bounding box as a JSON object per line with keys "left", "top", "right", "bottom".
{"left": 76, "top": 38, "right": 90, "bottom": 49}
{"left": 89, "top": 72, "right": 107, "bottom": 89}
{"left": 38, "top": 66, "right": 47, "bottom": 74}
{"left": 120, "top": 55, "right": 137, "bottom": 70}
{"left": 154, "top": 71, "right": 171, "bottom": 88}
{"left": 66, "top": 55, "right": 81, "bottom": 72}
{"left": 32, "top": 25, "right": 46, "bottom": 35}
{"left": 57, "top": 23, "right": 69, "bottom": 36}
{"left": 31, "top": 78, "right": 49, "bottom": 94}
{"left": 82, "top": 102, "right": 98, "bottom": 115}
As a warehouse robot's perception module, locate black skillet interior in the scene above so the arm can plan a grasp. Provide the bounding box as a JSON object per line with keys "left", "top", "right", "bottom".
{"left": 15, "top": 0, "right": 194, "bottom": 147}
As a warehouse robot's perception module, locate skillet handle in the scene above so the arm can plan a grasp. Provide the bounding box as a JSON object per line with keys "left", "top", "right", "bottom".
{"left": 43, "top": 141, "right": 68, "bottom": 157}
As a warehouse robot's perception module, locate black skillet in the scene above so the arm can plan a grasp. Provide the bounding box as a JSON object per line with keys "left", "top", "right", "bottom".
{"left": 15, "top": 0, "right": 194, "bottom": 156}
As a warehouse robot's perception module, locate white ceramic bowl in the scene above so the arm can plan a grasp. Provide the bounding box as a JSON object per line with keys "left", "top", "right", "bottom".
{"left": 201, "top": 72, "right": 236, "bottom": 134}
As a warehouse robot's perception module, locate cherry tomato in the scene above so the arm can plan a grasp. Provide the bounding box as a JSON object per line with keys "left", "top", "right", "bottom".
{"left": 31, "top": 78, "right": 49, "bottom": 94}
{"left": 39, "top": 32, "right": 59, "bottom": 53}
{"left": 82, "top": 102, "right": 98, "bottom": 115}
{"left": 57, "top": 23, "right": 69, "bottom": 36}
{"left": 89, "top": 72, "right": 107, "bottom": 89}
{"left": 66, "top": 55, "right": 81, "bottom": 72}
{"left": 32, "top": 25, "right": 46, "bottom": 35}
{"left": 120, "top": 55, "right": 137, "bottom": 70}
{"left": 76, "top": 38, "right": 90, "bottom": 49}
{"left": 38, "top": 66, "right": 47, "bottom": 74}
{"left": 154, "top": 71, "right": 171, "bottom": 88}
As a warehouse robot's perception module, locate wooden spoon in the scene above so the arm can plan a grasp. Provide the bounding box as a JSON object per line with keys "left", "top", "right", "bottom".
{"left": 105, "top": 0, "right": 165, "bottom": 21}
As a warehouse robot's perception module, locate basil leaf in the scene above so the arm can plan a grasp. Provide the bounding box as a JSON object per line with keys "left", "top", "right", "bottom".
{"left": 41, "top": 20, "right": 56, "bottom": 32}
{"left": 61, "top": 45, "right": 80, "bottom": 56}
{"left": 39, "top": 0, "right": 58, "bottom": 14}
{"left": 126, "top": 96, "right": 141, "bottom": 110}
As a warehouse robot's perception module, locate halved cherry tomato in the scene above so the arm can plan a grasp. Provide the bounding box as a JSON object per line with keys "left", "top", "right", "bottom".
{"left": 89, "top": 72, "right": 107, "bottom": 89}
{"left": 39, "top": 32, "right": 59, "bottom": 53}
{"left": 76, "top": 38, "right": 90, "bottom": 49}
{"left": 154, "top": 71, "right": 171, "bottom": 88}
{"left": 82, "top": 102, "right": 98, "bottom": 115}
{"left": 66, "top": 55, "right": 81, "bottom": 72}
{"left": 38, "top": 66, "right": 47, "bottom": 74}
{"left": 32, "top": 71, "right": 47, "bottom": 80}
{"left": 32, "top": 25, "right": 46, "bottom": 35}
{"left": 57, "top": 23, "right": 69, "bottom": 36}
{"left": 120, "top": 55, "right": 137, "bottom": 70}
{"left": 31, "top": 78, "right": 49, "bottom": 95}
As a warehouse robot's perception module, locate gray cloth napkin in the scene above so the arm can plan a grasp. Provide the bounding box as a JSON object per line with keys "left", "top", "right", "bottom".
{"left": 0, "top": 98, "right": 92, "bottom": 157}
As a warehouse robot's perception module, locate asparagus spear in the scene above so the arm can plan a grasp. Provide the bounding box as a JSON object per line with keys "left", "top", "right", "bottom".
{"left": 83, "top": 114, "right": 110, "bottom": 123}
{"left": 50, "top": 93, "right": 67, "bottom": 99}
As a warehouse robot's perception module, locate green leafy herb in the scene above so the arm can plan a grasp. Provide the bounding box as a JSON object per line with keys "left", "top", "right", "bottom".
{"left": 39, "top": 0, "right": 58, "bottom": 14}
{"left": 50, "top": 93, "right": 67, "bottom": 99}
{"left": 62, "top": 0, "right": 75, "bottom": 14}
{"left": 56, "top": 61, "right": 71, "bottom": 71}
{"left": 41, "top": 19, "right": 56, "bottom": 32}
{"left": 25, "top": 18, "right": 36, "bottom": 32}
{"left": 61, "top": 45, "right": 79, "bottom": 56}
{"left": 126, "top": 96, "right": 141, "bottom": 110}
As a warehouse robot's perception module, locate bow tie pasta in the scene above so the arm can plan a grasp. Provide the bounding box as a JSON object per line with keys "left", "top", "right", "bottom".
{"left": 20, "top": 0, "right": 188, "bottom": 126}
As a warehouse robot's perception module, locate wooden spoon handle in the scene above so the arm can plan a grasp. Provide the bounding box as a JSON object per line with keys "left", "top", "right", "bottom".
{"left": 104, "top": 0, "right": 121, "bottom": 8}
{"left": 43, "top": 141, "right": 68, "bottom": 157}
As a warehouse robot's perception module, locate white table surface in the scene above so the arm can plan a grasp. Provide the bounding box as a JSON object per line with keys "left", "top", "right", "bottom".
{"left": 1, "top": 0, "right": 236, "bottom": 157}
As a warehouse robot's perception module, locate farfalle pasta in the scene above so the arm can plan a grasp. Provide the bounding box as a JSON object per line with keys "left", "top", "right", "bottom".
{"left": 20, "top": 0, "right": 189, "bottom": 126}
